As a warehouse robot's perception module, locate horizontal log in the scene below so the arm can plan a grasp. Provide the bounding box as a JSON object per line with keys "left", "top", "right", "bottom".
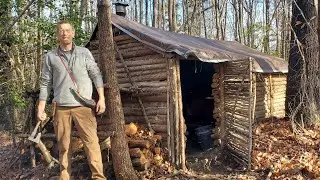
{"left": 121, "top": 86, "right": 167, "bottom": 95}
{"left": 118, "top": 73, "right": 167, "bottom": 84}
{"left": 117, "top": 46, "right": 149, "bottom": 54}
{"left": 116, "top": 63, "right": 167, "bottom": 73}
{"left": 117, "top": 42, "right": 144, "bottom": 50}
{"left": 124, "top": 107, "right": 166, "bottom": 116}
{"left": 117, "top": 69, "right": 167, "bottom": 79}
{"left": 114, "top": 34, "right": 132, "bottom": 42}
{"left": 116, "top": 49, "right": 157, "bottom": 59}
{"left": 129, "top": 148, "right": 143, "bottom": 158}
{"left": 116, "top": 58, "right": 166, "bottom": 68}
{"left": 121, "top": 94, "right": 167, "bottom": 102}
{"left": 116, "top": 39, "right": 139, "bottom": 46}
{"left": 120, "top": 81, "right": 167, "bottom": 88}
{"left": 150, "top": 124, "right": 167, "bottom": 133}
{"left": 128, "top": 139, "right": 151, "bottom": 149}
{"left": 123, "top": 102, "right": 167, "bottom": 108}
{"left": 125, "top": 115, "right": 167, "bottom": 125}
{"left": 93, "top": 49, "right": 157, "bottom": 59}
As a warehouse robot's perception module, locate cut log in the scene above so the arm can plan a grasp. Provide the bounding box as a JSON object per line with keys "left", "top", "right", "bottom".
{"left": 117, "top": 69, "right": 166, "bottom": 78}
{"left": 131, "top": 154, "right": 148, "bottom": 166}
{"left": 123, "top": 107, "right": 167, "bottom": 116}
{"left": 119, "top": 81, "right": 167, "bottom": 89}
{"left": 129, "top": 148, "right": 143, "bottom": 158}
{"left": 154, "top": 147, "right": 161, "bottom": 155}
{"left": 114, "top": 34, "right": 132, "bottom": 42}
{"left": 128, "top": 139, "right": 151, "bottom": 149}
{"left": 118, "top": 72, "right": 167, "bottom": 84}
{"left": 116, "top": 54, "right": 165, "bottom": 63}
{"left": 125, "top": 123, "right": 138, "bottom": 136}
{"left": 116, "top": 49, "right": 156, "bottom": 59}
{"left": 100, "top": 137, "right": 111, "bottom": 150}
{"left": 125, "top": 115, "right": 167, "bottom": 125}
{"left": 116, "top": 63, "right": 166, "bottom": 73}
{"left": 153, "top": 134, "right": 162, "bottom": 142}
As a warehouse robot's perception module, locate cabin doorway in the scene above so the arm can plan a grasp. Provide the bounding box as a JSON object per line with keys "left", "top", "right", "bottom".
{"left": 179, "top": 60, "right": 215, "bottom": 155}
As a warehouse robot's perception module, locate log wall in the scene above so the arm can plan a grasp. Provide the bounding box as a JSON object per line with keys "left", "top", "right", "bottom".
{"left": 87, "top": 32, "right": 168, "bottom": 145}
{"left": 212, "top": 60, "right": 287, "bottom": 168}
{"left": 254, "top": 73, "right": 287, "bottom": 122}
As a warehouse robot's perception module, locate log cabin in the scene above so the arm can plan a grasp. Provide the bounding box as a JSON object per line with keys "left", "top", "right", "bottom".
{"left": 86, "top": 14, "right": 288, "bottom": 170}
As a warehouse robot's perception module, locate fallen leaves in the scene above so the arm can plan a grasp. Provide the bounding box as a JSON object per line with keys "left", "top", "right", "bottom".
{"left": 252, "top": 118, "right": 320, "bottom": 179}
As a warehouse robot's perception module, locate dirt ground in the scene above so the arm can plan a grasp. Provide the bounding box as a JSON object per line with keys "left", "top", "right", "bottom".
{"left": 0, "top": 131, "right": 263, "bottom": 180}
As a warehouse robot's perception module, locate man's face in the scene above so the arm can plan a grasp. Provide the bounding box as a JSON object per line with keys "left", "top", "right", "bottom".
{"left": 57, "top": 23, "right": 75, "bottom": 45}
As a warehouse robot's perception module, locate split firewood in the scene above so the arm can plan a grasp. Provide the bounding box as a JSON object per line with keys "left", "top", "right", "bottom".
{"left": 100, "top": 137, "right": 111, "bottom": 150}
{"left": 154, "top": 147, "right": 161, "bottom": 155}
{"left": 125, "top": 123, "right": 138, "bottom": 136}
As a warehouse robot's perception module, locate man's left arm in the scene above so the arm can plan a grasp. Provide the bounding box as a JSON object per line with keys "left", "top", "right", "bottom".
{"left": 85, "top": 48, "right": 105, "bottom": 115}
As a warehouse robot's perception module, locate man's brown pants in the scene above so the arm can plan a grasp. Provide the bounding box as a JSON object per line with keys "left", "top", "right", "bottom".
{"left": 54, "top": 106, "right": 106, "bottom": 180}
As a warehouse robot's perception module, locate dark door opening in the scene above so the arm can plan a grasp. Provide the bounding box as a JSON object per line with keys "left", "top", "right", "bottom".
{"left": 180, "top": 60, "right": 215, "bottom": 155}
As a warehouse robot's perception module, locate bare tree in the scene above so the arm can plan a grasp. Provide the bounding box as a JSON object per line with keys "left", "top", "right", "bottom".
{"left": 153, "top": 0, "right": 158, "bottom": 27}
{"left": 145, "top": 0, "right": 149, "bottom": 26}
{"left": 140, "top": 0, "right": 143, "bottom": 24}
{"left": 97, "top": 0, "right": 139, "bottom": 179}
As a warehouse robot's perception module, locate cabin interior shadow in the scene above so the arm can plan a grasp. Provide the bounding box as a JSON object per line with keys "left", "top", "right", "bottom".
{"left": 179, "top": 60, "right": 215, "bottom": 155}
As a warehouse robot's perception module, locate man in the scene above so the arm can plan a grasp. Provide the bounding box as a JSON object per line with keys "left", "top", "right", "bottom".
{"left": 37, "top": 20, "right": 106, "bottom": 180}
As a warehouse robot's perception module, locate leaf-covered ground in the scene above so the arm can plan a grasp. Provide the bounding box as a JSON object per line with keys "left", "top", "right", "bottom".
{"left": 252, "top": 118, "right": 320, "bottom": 179}
{"left": 1, "top": 118, "right": 318, "bottom": 179}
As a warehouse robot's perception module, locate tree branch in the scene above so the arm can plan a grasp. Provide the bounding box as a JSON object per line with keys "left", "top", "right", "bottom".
{"left": 0, "top": 0, "right": 36, "bottom": 40}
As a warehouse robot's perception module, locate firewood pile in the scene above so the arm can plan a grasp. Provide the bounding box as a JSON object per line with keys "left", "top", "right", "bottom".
{"left": 252, "top": 118, "right": 320, "bottom": 179}
{"left": 124, "top": 123, "right": 174, "bottom": 178}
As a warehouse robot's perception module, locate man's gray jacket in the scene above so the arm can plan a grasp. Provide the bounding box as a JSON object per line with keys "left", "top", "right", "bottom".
{"left": 39, "top": 46, "right": 103, "bottom": 106}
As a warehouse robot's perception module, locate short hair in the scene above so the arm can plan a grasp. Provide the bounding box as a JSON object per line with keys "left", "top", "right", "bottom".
{"left": 56, "top": 20, "right": 75, "bottom": 34}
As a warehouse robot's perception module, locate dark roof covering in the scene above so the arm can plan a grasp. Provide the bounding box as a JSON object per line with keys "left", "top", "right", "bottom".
{"left": 91, "top": 14, "right": 288, "bottom": 73}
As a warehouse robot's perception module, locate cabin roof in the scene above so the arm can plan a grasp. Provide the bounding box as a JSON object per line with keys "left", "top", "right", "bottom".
{"left": 88, "top": 14, "right": 288, "bottom": 73}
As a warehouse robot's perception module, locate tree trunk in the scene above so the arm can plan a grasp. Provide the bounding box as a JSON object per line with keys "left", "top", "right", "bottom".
{"left": 201, "top": 0, "right": 207, "bottom": 38}
{"left": 172, "top": 0, "right": 177, "bottom": 31}
{"left": 286, "top": 0, "right": 320, "bottom": 124}
{"left": 146, "top": 0, "right": 149, "bottom": 26}
{"left": 168, "top": 0, "right": 173, "bottom": 31}
{"left": 134, "top": 0, "right": 138, "bottom": 21}
{"left": 264, "top": 0, "right": 270, "bottom": 53}
{"left": 153, "top": 0, "right": 158, "bottom": 27}
{"left": 140, "top": 0, "right": 143, "bottom": 24}
{"left": 97, "top": 0, "right": 138, "bottom": 179}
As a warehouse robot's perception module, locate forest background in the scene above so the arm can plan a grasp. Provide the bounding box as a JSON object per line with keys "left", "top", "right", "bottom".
{"left": 0, "top": 0, "right": 317, "bottom": 133}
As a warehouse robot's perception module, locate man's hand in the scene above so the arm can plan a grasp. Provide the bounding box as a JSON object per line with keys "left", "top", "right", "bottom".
{"left": 37, "top": 110, "right": 47, "bottom": 122}
{"left": 37, "top": 100, "right": 47, "bottom": 122}
{"left": 96, "top": 99, "right": 106, "bottom": 115}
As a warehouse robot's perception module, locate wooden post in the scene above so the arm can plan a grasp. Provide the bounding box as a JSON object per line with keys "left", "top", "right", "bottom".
{"left": 219, "top": 64, "right": 225, "bottom": 147}
{"left": 168, "top": 59, "right": 176, "bottom": 165}
{"left": 166, "top": 59, "right": 172, "bottom": 162}
{"left": 175, "top": 58, "right": 186, "bottom": 170}
{"left": 97, "top": 0, "right": 138, "bottom": 179}
{"left": 248, "top": 58, "right": 253, "bottom": 170}
{"left": 269, "top": 74, "right": 273, "bottom": 119}
{"left": 173, "top": 59, "right": 180, "bottom": 167}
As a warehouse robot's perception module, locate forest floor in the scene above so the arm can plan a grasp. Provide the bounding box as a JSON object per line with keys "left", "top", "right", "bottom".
{"left": 0, "top": 118, "right": 319, "bottom": 179}
{"left": 0, "top": 130, "right": 260, "bottom": 180}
